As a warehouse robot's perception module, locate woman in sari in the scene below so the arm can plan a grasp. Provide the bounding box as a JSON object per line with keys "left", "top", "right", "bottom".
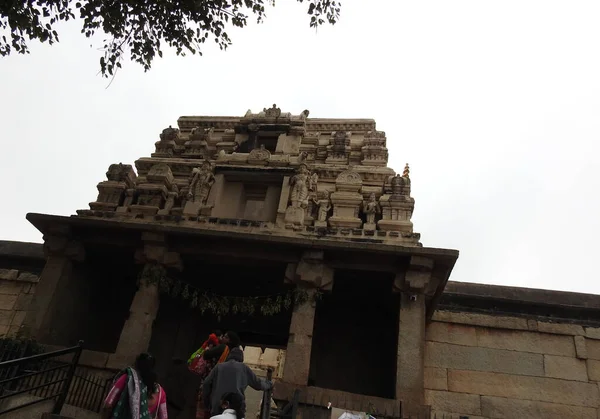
{"left": 192, "top": 331, "right": 240, "bottom": 419}
{"left": 101, "top": 353, "right": 168, "bottom": 419}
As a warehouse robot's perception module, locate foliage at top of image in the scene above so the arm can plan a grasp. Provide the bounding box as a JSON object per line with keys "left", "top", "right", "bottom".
{"left": 0, "top": 0, "right": 340, "bottom": 77}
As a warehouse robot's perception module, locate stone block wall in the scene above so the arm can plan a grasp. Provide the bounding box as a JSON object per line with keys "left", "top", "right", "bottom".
{"left": 0, "top": 269, "right": 38, "bottom": 337}
{"left": 424, "top": 310, "right": 600, "bottom": 418}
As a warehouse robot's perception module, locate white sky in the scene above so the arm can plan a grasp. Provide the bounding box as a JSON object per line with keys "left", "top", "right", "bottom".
{"left": 1, "top": 0, "right": 599, "bottom": 294}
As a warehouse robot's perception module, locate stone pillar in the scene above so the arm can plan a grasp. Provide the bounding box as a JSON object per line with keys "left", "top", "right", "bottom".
{"left": 394, "top": 256, "right": 434, "bottom": 416}
{"left": 23, "top": 235, "right": 85, "bottom": 341}
{"left": 109, "top": 232, "right": 182, "bottom": 369}
{"left": 282, "top": 251, "right": 333, "bottom": 385}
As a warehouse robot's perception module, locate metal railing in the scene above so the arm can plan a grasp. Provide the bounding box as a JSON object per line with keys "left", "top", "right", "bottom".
{"left": 0, "top": 341, "right": 83, "bottom": 416}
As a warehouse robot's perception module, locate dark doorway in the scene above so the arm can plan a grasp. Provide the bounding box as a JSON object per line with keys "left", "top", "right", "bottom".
{"left": 149, "top": 259, "right": 293, "bottom": 378}
{"left": 308, "top": 269, "right": 400, "bottom": 399}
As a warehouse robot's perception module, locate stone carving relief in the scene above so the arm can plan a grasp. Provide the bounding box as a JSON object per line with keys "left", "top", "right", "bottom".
{"left": 187, "top": 161, "right": 215, "bottom": 205}
{"left": 313, "top": 191, "right": 332, "bottom": 228}
{"left": 363, "top": 193, "right": 380, "bottom": 231}
{"left": 326, "top": 131, "right": 351, "bottom": 164}
{"left": 247, "top": 144, "right": 271, "bottom": 165}
{"left": 285, "top": 164, "right": 317, "bottom": 226}
{"left": 264, "top": 104, "right": 282, "bottom": 118}
{"left": 361, "top": 130, "right": 388, "bottom": 166}
{"left": 90, "top": 163, "right": 137, "bottom": 211}
{"left": 153, "top": 125, "right": 180, "bottom": 157}
{"left": 378, "top": 164, "right": 415, "bottom": 232}
{"left": 184, "top": 126, "right": 213, "bottom": 158}
{"left": 182, "top": 161, "right": 216, "bottom": 216}
{"left": 131, "top": 163, "right": 176, "bottom": 216}
{"left": 328, "top": 169, "right": 363, "bottom": 229}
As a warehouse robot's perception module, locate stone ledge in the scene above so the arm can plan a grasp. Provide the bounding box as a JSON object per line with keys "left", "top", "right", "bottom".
{"left": 0, "top": 269, "right": 39, "bottom": 283}
{"left": 273, "top": 381, "right": 402, "bottom": 415}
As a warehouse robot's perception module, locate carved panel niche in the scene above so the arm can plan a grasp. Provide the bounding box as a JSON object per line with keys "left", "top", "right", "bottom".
{"left": 328, "top": 170, "right": 363, "bottom": 229}
{"left": 89, "top": 164, "right": 137, "bottom": 211}
{"left": 377, "top": 165, "right": 414, "bottom": 232}
{"left": 130, "top": 163, "right": 177, "bottom": 216}
{"left": 326, "top": 131, "right": 351, "bottom": 165}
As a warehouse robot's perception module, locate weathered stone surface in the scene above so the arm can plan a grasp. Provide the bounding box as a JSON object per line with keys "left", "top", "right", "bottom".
{"left": 432, "top": 311, "right": 529, "bottom": 330}
{"left": 424, "top": 390, "right": 481, "bottom": 416}
{"left": 575, "top": 335, "right": 588, "bottom": 359}
{"left": 0, "top": 310, "right": 14, "bottom": 326}
{"left": 476, "top": 328, "right": 575, "bottom": 357}
{"left": 537, "top": 321, "right": 585, "bottom": 336}
{"left": 448, "top": 370, "right": 600, "bottom": 407}
{"left": 585, "top": 327, "right": 600, "bottom": 340}
{"left": 585, "top": 339, "right": 600, "bottom": 361}
{"left": 586, "top": 359, "right": 600, "bottom": 381}
{"left": 16, "top": 272, "right": 39, "bottom": 283}
{"left": 0, "top": 269, "right": 18, "bottom": 281}
{"left": 0, "top": 294, "right": 18, "bottom": 311}
{"left": 14, "top": 294, "right": 33, "bottom": 311}
{"left": 397, "top": 293, "right": 426, "bottom": 407}
{"left": 425, "top": 342, "right": 544, "bottom": 376}
{"left": 481, "top": 395, "right": 597, "bottom": 418}
{"left": 11, "top": 310, "right": 26, "bottom": 328}
{"left": 426, "top": 321, "right": 477, "bottom": 346}
{"left": 544, "top": 355, "right": 588, "bottom": 381}
{"left": 0, "top": 281, "right": 25, "bottom": 295}
{"left": 424, "top": 367, "right": 447, "bottom": 391}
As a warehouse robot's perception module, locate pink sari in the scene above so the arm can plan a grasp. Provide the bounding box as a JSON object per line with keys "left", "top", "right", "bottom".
{"left": 104, "top": 373, "right": 168, "bottom": 418}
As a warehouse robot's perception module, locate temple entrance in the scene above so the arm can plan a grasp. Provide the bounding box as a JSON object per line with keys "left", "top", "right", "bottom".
{"left": 148, "top": 257, "right": 292, "bottom": 378}
{"left": 309, "top": 269, "right": 400, "bottom": 399}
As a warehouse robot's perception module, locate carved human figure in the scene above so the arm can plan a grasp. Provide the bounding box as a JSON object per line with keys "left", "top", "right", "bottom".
{"left": 289, "top": 164, "right": 312, "bottom": 208}
{"left": 313, "top": 192, "right": 332, "bottom": 222}
{"left": 364, "top": 193, "right": 380, "bottom": 224}
{"left": 188, "top": 162, "right": 215, "bottom": 205}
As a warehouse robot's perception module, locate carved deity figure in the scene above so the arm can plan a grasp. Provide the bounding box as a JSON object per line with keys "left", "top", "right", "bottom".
{"left": 188, "top": 162, "right": 215, "bottom": 205}
{"left": 289, "top": 164, "right": 315, "bottom": 209}
{"left": 364, "top": 193, "right": 380, "bottom": 224}
{"left": 313, "top": 192, "right": 332, "bottom": 222}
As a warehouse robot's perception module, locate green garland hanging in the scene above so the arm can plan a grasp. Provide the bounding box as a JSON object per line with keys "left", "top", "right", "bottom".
{"left": 138, "top": 263, "right": 315, "bottom": 317}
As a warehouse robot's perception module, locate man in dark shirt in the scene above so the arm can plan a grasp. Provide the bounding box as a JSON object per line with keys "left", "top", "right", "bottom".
{"left": 203, "top": 347, "right": 272, "bottom": 416}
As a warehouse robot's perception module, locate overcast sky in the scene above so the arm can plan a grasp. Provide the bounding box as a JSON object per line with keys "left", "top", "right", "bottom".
{"left": 1, "top": 0, "right": 599, "bottom": 294}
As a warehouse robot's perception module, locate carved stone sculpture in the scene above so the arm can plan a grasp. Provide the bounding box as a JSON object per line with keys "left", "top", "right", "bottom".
{"left": 90, "top": 163, "right": 137, "bottom": 211}
{"left": 264, "top": 104, "right": 282, "bottom": 118}
{"left": 247, "top": 144, "right": 271, "bottom": 165}
{"left": 361, "top": 130, "right": 389, "bottom": 166}
{"left": 289, "top": 164, "right": 312, "bottom": 209}
{"left": 285, "top": 164, "right": 316, "bottom": 226}
{"left": 183, "top": 161, "right": 215, "bottom": 216}
{"left": 328, "top": 169, "right": 364, "bottom": 229}
{"left": 153, "top": 125, "right": 180, "bottom": 158}
{"left": 313, "top": 192, "right": 331, "bottom": 228}
{"left": 130, "top": 163, "right": 175, "bottom": 216}
{"left": 326, "top": 131, "right": 351, "bottom": 164}
{"left": 363, "top": 193, "right": 380, "bottom": 231}
{"left": 378, "top": 164, "right": 415, "bottom": 233}
{"left": 188, "top": 162, "right": 215, "bottom": 205}
{"left": 183, "top": 126, "right": 212, "bottom": 159}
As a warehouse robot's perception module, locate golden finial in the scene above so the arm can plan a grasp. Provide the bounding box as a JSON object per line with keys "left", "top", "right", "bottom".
{"left": 402, "top": 163, "right": 410, "bottom": 178}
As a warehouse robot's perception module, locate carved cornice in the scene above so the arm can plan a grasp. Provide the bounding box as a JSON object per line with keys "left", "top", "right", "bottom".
{"left": 175, "top": 116, "right": 377, "bottom": 135}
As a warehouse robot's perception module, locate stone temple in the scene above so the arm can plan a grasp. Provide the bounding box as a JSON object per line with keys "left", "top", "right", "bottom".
{"left": 2, "top": 106, "right": 600, "bottom": 418}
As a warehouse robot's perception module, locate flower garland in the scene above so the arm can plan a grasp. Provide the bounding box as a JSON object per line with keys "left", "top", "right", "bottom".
{"left": 138, "top": 263, "right": 315, "bottom": 316}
